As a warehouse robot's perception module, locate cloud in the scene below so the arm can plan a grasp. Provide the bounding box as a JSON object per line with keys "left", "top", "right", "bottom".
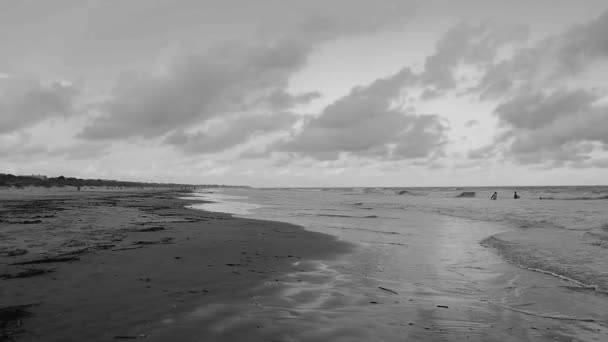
{"left": 79, "top": 39, "right": 310, "bottom": 140}
{"left": 464, "top": 119, "right": 479, "bottom": 127}
{"left": 76, "top": 5, "right": 416, "bottom": 150}
{"left": 279, "top": 68, "right": 448, "bottom": 160}
{"left": 0, "top": 77, "right": 79, "bottom": 134}
{"left": 75, "top": 0, "right": 418, "bottom": 142}
{"left": 461, "top": 10, "right": 608, "bottom": 167}
{"left": 467, "top": 145, "right": 495, "bottom": 159}
{"left": 256, "top": 89, "right": 321, "bottom": 111}
{"left": 473, "top": 88, "right": 608, "bottom": 165}
{"left": 420, "top": 22, "right": 528, "bottom": 97}
{"left": 47, "top": 142, "right": 110, "bottom": 160}
{"left": 476, "top": 10, "right": 608, "bottom": 98}
{"left": 495, "top": 89, "right": 597, "bottom": 129}
{"left": 165, "top": 112, "right": 298, "bottom": 154}
{"left": 272, "top": 22, "right": 526, "bottom": 163}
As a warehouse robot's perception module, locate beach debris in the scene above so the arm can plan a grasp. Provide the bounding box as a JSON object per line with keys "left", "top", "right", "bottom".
{"left": 112, "top": 246, "right": 146, "bottom": 252}
{"left": 19, "top": 220, "right": 42, "bottom": 224}
{"left": 56, "top": 244, "right": 115, "bottom": 257}
{"left": 133, "top": 237, "right": 174, "bottom": 245}
{"left": 0, "top": 249, "right": 28, "bottom": 257}
{"left": 378, "top": 287, "right": 399, "bottom": 295}
{"left": 1, "top": 268, "right": 55, "bottom": 280}
{"left": 32, "top": 214, "right": 55, "bottom": 219}
{"left": 12, "top": 256, "right": 80, "bottom": 265}
{"left": 60, "top": 239, "right": 87, "bottom": 247}
{"left": 113, "top": 334, "right": 149, "bottom": 339}
{"left": 134, "top": 226, "right": 165, "bottom": 232}
{"left": 0, "top": 303, "right": 38, "bottom": 341}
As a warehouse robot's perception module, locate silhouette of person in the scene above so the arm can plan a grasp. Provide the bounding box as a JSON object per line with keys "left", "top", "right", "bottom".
{"left": 513, "top": 191, "right": 520, "bottom": 199}
{"left": 490, "top": 192, "right": 497, "bottom": 200}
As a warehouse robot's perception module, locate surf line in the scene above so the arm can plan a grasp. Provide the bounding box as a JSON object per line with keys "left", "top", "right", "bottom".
{"left": 485, "top": 250, "right": 600, "bottom": 292}
{"left": 484, "top": 301, "right": 597, "bottom": 323}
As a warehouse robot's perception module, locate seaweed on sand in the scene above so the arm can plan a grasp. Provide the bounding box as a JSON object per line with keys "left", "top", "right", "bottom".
{"left": 0, "top": 268, "right": 55, "bottom": 280}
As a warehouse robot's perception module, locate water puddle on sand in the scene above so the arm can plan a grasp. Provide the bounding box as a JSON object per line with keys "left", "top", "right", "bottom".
{"left": 180, "top": 192, "right": 263, "bottom": 216}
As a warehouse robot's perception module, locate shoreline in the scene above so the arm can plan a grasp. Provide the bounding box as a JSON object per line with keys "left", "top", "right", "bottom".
{"left": 3, "top": 186, "right": 608, "bottom": 341}
{"left": 185, "top": 188, "right": 608, "bottom": 341}
{"left": 1, "top": 188, "right": 352, "bottom": 341}
{"left": 481, "top": 232, "right": 608, "bottom": 294}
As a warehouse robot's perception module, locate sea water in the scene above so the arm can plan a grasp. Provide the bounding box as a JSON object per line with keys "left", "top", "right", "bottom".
{"left": 185, "top": 186, "right": 608, "bottom": 339}
{"left": 189, "top": 186, "right": 608, "bottom": 292}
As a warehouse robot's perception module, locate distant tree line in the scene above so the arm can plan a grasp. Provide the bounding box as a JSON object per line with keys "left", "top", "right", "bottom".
{"left": 0, "top": 173, "right": 247, "bottom": 189}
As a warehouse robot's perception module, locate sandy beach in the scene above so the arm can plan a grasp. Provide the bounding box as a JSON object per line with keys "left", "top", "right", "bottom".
{"left": 1, "top": 187, "right": 350, "bottom": 341}
{"left": 2, "top": 187, "right": 607, "bottom": 341}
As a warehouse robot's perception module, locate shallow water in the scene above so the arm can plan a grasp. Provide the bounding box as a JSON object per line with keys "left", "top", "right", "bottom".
{"left": 183, "top": 187, "right": 608, "bottom": 341}
{"left": 188, "top": 186, "right": 608, "bottom": 291}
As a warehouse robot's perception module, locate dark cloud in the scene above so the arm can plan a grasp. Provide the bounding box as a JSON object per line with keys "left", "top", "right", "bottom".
{"left": 420, "top": 22, "right": 528, "bottom": 96}
{"left": 495, "top": 89, "right": 597, "bottom": 129}
{"left": 77, "top": 5, "right": 414, "bottom": 148}
{"left": 507, "top": 106, "right": 608, "bottom": 155}
{"left": 391, "top": 115, "right": 447, "bottom": 159}
{"left": 165, "top": 112, "right": 298, "bottom": 154}
{"left": 0, "top": 0, "right": 415, "bottom": 80}
{"left": 0, "top": 77, "right": 79, "bottom": 133}
{"left": 476, "top": 10, "right": 608, "bottom": 98}
{"left": 462, "top": 11, "right": 608, "bottom": 167}
{"left": 279, "top": 69, "right": 448, "bottom": 160}
{"left": 79, "top": 39, "right": 309, "bottom": 140}
{"left": 256, "top": 89, "right": 321, "bottom": 110}
{"left": 472, "top": 88, "right": 608, "bottom": 165}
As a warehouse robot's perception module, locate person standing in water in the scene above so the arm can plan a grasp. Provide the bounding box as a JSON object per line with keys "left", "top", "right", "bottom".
{"left": 491, "top": 192, "right": 498, "bottom": 200}
{"left": 513, "top": 191, "right": 520, "bottom": 199}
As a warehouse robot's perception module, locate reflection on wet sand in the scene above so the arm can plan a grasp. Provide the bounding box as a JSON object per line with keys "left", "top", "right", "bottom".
{"left": 175, "top": 209, "right": 608, "bottom": 341}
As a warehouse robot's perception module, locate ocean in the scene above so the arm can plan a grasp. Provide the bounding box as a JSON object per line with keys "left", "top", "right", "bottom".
{"left": 183, "top": 186, "right": 608, "bottom": 336}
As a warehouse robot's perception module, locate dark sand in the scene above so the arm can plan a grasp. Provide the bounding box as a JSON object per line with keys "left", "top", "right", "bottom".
{"left": 0, "top": 188, "right": 351, "bottom": 341}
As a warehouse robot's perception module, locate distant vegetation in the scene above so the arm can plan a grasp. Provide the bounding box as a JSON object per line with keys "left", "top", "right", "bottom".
{"left": 0, "top": 173, "right": 245, "bottom": 189}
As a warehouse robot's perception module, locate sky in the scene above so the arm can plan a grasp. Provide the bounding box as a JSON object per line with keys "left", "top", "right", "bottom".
{"left": 1, "top": 0, "right": 608, "bottom": 187}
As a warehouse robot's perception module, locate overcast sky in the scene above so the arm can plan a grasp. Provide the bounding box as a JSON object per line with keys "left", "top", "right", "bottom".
{"left": 1, "top": 0, "right": 608, "bottom": 187}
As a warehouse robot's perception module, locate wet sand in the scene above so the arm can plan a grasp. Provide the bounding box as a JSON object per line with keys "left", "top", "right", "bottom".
{"left": 197, "top": 206, "right": 608, "bottom": 342}
{"left": 0, "top": 188, "right": 351, "bottom": 341}
{"left": 2, "top": 187, "right": 607, "bottom": 341}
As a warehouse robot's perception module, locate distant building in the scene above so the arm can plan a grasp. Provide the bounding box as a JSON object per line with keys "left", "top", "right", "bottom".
{"left": 31, "top": 174, "right": 47, "bottom": 180}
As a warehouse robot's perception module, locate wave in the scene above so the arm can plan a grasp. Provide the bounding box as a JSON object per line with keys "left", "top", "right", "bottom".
{"left": 331, "top": 226, "right": 401, "bottom": 235}
{"left": 455, "top": 191, "right": 476, "bottom": 198}
{"left": 539, "top": 195, "right": 608, "bottom": 200}
{"left": 291, "top": 213, "right": 379, "bottom": 219}
{"left": 481, "top": 235, "right": 607, "bottom": 294}
{"left": 564, "top": 195, "right": 608, "bottom": 200}
{"left": 395, "top": 190, "right": 425, "bottom": 196}
{"left": 316, "top": 214, "right": 379, "bottom": 219}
